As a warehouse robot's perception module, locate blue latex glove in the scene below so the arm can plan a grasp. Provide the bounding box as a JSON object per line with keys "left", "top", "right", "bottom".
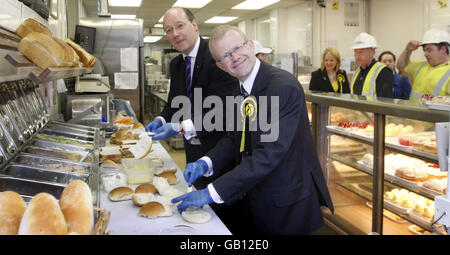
{"left": 171, "top": 188, "right": 214, "bottom": 213}
{"left": 184, "top": 159, "right": 209, "bottom": 187}
{"left": 145, "top": 118, "right": 163, "bottom": 132}
{"left": 152, "top": 122, "right": 180, "bottom": 140}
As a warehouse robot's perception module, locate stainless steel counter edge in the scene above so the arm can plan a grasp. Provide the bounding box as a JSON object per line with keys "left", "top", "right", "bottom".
{"left": 305, "top": 91, "right": 450, "bottom": 123}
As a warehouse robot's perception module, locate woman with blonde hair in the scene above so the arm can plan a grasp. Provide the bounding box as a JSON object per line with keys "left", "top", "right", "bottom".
{"left": 309, "top": 48, "right": 350, "bottom": 93}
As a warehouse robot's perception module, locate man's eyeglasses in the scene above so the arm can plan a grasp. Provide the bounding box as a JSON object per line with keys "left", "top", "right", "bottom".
{"left": 217, "top": 41, "right": 248, "bottom": 63}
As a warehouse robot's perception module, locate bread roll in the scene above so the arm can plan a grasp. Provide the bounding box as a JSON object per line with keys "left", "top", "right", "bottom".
{"left": 0, "top": 191, "right": 26, "bottom": 235}
{"left": 108, "top": 186, "right": 133, "bottom": 201}
{"left": 138, "top": 201, "right": 165, "bottom": 219}
{"left": 181, "top": 207, "right": 212, "bottom": 224}
{"left": 52, "top": 37, "right": 81, "bottom": 67}
{"left": 135, "top": 183, "right": 157, "bottom": 194}
{"left": 65, "top": 38, "right": 97, "bottom": 67}
{"left": 59, "top": 180, "right": 93, "bottom": 235}
{"left": 18, "top": 193, "right": 68, "bottom": 235}
{"left": 18, "top": 32, "right": 66, "bottom": 69}
{"left": 16, "top": 18, "right": 52, "bottom": 38}
{"left": 130, "top": 135, "right": 152, "bottom": 159}
{"left": 132, "top": 193, "right": 156, "bottom": 207}
{"left": 156, "top": 171, "right": 178, "bottom": 185}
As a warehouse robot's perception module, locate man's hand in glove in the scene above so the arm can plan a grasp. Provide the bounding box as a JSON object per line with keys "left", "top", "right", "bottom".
{"left": 152, "top": 122, "right": 180, "bottom": 140}
{"left": 145, "top": 118, "right": 163, "bottom": 132}
{"left": 184, "top": 159, "right": 208, "bottom": 187}
{"left": 171, "top": 188, "right": 214, "bottom": 213}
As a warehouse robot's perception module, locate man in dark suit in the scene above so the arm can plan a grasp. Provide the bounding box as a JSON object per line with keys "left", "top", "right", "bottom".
{"left": 145, "top": 7, "right": 239, "bottom": 190}
{"left": 172, "top": 25, "right": 334, "bottom": 235}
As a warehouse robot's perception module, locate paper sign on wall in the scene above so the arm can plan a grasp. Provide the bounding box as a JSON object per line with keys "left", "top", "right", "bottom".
{"left": 120, "top": 48, "right": 138, "bottom": 72}
{"left": 114, "top": 72, "right": 139, "bottom": 90}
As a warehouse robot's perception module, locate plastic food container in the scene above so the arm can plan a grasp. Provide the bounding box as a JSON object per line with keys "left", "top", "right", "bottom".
{"left": 121, "top": 158, "right": 154, "bottom": 185}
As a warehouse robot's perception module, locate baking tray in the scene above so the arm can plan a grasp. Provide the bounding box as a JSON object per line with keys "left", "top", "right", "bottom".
{"left": 0, "top": 175, "right": 65, "bottom": 202}
{"left": 12, "top": 153, "right": 91, "bottom": 175}
{"left": 24, "top": 145, "right": 94, "bottom": 164}
{"left": 0, "top": 163, "right": 89, "bottom": 185}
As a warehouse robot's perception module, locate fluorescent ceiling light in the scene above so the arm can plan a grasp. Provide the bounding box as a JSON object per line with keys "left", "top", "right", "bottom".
{"left": 205, "top": 16, "right": 238, "bottom": 24}
{"left": 232, "top": 0, "right": 280, "bottom": 10}
{"left": 109, "top": 0, "right": 142, "bottom": 7}
{"left": 111, "top": 14, "right": 136, "bottom": 19}
{"left": 172, "top": 0, "right": 212, "bottom": 8}
{"left": 144, "top": 36, "right": 162, "bottom": 43}
{"left": 154, "top": 24, "right": 163, "bottom": 28}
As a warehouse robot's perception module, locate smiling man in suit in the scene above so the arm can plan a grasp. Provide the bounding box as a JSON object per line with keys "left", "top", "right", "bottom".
{"left": 172, "top": 25, "right": 334, "bottom": 235}
{"left": 145, "top": 8, "right": 239, "bottom": 189}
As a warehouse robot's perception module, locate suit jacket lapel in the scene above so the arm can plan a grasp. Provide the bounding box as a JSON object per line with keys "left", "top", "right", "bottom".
{"left": 192, "top": 37, "right": 207, "bottom": 88}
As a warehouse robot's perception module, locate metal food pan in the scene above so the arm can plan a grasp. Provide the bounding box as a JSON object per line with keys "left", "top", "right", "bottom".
{"left": 0, "top": 175, "right": 65, "bottom": 202}
{"left": 50, "top": 121, "right": 99, "bottom": 132}
{"left": 12, "top": 153, "right": 91, "bottom": 175}
{"left": 29, "top": 139, "right": 93, "bottom": 153}
{"left": 35, "top": 133, "right": 95, "bottom": 149}
{"left": 24, "top": 145, "right": 94, "bottom": 164}
{"left": 45, "top": 123, "right": 96, "bottom": 136}
{"left": 1, "top": 163, "right": 89, "bottom": 185}
{"left": 40, "top": 128, "right": 96, "bottom": 142}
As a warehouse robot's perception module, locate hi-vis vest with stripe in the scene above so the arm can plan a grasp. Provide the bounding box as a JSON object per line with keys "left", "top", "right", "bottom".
{"left": 409, "top": 62, "right": 450, "bottom": 99}
{"left": 350, "top": 62, "right": 386, "bottom": 97}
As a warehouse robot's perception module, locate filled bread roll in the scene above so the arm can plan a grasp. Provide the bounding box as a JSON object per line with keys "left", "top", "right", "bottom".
{"left": 18, "top": 32, "right": 66, "bottom": 69}
{"left": 18, "top": 193, "right": 68, "bottom": 235}
{"left": 138, "top": 201, "right": 165, "bottom": 219}
{"left": 135, "top": 183, "right": 157, "bottom": 194}
{"left": 65, "top": 38, "right": 97, "bottom": 67}
{"left": 181, "top": 207, "right": 212, "bottom": 224}
{"left": 156, "top": 171, "right": 178, "bottom": 185}
{"left": 132, "top": 183, "right": 158, "bottom": 206}
{"left": 108, "top": 186, "right": 133, "bottom": 201}
{"left": 59, "top": 180, "right": 93, "bottom": 235}
{"left": 130, "top": 135, "right": 152, "bottom": 159}
{"left": 16, "top": 18, "right": 52, "bottom": 38}
{"left": 0, "top": 191, "right": 27, "bottom": 235}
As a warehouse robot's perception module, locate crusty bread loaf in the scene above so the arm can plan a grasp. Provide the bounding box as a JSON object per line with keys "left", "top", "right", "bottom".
{"left": 53, "top": 37, "right": 81, "bottom": 67}
{"left": 0, "top": 191, "right": 26, "bottom": 235}
{"left": 65, "top": 38, "right": 97, "bottom": 67}
{"left": 59, "top": 180, "right": 93, "bottom": 235}
{"left": 18, "top": 193, "right": 68, "bottom": 235}
{"left": 18, "top": 32, "right": 66, "bottom": 69}
{"left": 16, "top": 18, "right": 52, "bottom": 38}
{"left": 108, "top": 186, "right": 133, "bottom": 201}
{"left": 130, "top": 135, "right": 152, "bottom": 159}
{"left": 138, "top": 201, "right": 165, "bottom": 219}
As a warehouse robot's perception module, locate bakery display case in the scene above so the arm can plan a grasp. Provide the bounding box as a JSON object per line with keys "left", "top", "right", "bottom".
{"left": 306, "top": 91, "right": 449, "bottom": 235}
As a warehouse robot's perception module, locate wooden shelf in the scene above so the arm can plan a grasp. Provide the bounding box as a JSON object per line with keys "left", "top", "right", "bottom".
{"left": 5, "top": 53, "right": 92, "bottom": 84}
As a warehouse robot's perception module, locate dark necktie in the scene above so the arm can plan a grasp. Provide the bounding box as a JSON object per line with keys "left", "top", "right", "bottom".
{"left": 240, "top": 85, "right": 251, "bottom": 156}
{"left": 185, "top": 56, "right": 193, "bottom": 103}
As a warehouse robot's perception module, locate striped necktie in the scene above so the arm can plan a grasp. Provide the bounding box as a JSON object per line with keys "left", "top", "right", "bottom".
{"left": 185, "top": 56, "right": 193, "bottom": 103}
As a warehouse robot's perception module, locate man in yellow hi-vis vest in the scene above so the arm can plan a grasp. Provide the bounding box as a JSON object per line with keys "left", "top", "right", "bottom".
{"left": 397, "top": 29, "right": 450, "bottom": 99}
{"left": 350, "top": 32, "right": 393, "bottom": 98}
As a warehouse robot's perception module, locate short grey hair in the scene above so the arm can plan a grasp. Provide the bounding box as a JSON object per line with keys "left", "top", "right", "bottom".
{"left": 208, "top": 25, "right": 248, "bottom": 61}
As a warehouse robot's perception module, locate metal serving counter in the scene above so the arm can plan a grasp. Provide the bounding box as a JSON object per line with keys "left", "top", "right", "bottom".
{"left": 99, "top": 142, "right": 231, "bottom": 235}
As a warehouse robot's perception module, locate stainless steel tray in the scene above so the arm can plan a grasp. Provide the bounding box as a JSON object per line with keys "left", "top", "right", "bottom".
{"left": 12, "top": 153, "right": 91, "bottom": 175}
{"left": 24, "top": 145, "right": 95, "bottom": 164}
{"left": 1, "top": 163, "right": 89, "bottom": 185}
{"left": 45, "top": 122, "right": 96, "bottom": 136}
{"left": 40, "top": 128, "right": 96, "bottom": 142}
{"left": 35, "top": 133, "right": 95, "bottom": 149}
{"left": 50, "top": 120, "right": 99, "bottom": 132}
{"left": 0, "top": 175, "right": 65, "bottom": 202}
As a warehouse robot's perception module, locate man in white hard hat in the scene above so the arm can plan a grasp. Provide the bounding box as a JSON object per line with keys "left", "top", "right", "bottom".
{"left": 397, "top": 28, "right": 450, "bottom": 99}
{"left": 253, "top": 40, "right": 272, "bottom": 64}
{"left": 350, "top": 32, "right": 393, "bottom": 98}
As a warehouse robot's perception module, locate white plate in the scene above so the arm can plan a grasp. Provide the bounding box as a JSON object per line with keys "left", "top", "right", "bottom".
{"left": 158, "top": 225, "right": 198, "bottom": 235}
{"left": 423, "top": 100, "right": 450, "bottom": 112}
